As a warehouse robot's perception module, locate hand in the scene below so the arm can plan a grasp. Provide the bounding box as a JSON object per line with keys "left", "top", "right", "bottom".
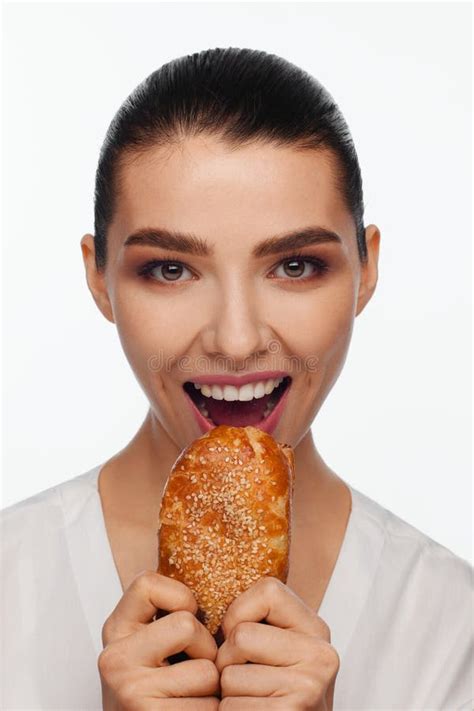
{"left": 98, "top": 570, "right": 220, "bottom": 710}
{"left": 215, "top": 576, "right": 339, "bottom": 710}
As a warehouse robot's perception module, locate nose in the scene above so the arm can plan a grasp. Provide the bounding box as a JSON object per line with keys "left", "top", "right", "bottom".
{"left": 200, "top": 282, "right": 271, "bottom": 366}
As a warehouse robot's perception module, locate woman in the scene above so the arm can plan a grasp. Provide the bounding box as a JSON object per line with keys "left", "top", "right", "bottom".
{"left": 1, "top": 48, "right": 471, "bottom": 710}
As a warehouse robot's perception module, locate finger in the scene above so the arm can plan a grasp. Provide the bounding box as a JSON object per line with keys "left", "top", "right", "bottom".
{"left": 102, "top": 570, "right": 198, "bottom": 645}
{"left": 218, "top": 698, "right": 289, "bottom": 709}
{"left": 109, "top": 610, "right": 218, "bottom": 667}
{"left": 220, "top": 662, "right": 300, "bottom": 697}
{"left": 153, "top": 658, "right": 220, "bottom": 697}
{"left": 216, "top": 622, "right": 324, "bottom": 670}
{"left": 114, "top": 658, "right": 220, "bottom": 698}
{"left": 220, "top": 576, "right": 329, "bottom": 641}
{"left": 162, "top": 701, "right": 219, "bottom": 710}
{"left": 136, "top": 699, "right": 219, "bottom": 710}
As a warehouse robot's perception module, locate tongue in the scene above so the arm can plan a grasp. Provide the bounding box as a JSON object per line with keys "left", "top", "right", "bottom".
{"left": 206, "top": 393, "right": 272, "bottom": 426}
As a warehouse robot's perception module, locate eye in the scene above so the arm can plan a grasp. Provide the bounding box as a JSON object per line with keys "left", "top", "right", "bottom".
{"left": 137, "top": 260, "right": 195, "bottom": 283}
{"left": 271, "top": 255, "right": 330, "bottom": 281}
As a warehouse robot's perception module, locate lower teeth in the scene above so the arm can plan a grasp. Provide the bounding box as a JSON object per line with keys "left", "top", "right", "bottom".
{"left": 263, "top": 401, "right": 276, "bottom": 418}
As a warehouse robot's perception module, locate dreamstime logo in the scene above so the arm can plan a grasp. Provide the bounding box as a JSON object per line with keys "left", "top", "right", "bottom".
{"left": 147, "top": 339, "right": 319, "bottom": 375}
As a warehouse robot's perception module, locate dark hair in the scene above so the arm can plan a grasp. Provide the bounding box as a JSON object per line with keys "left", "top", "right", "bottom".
{"left": 93, "top": 47, "right": 367, "bottom": 271}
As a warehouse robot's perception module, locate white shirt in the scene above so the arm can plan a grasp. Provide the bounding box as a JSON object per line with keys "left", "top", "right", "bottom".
{"left": 1, "top": 463, "right": 472, "bottom": 711}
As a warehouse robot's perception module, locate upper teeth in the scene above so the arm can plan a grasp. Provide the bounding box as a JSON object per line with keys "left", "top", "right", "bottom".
{"left": 193, "top": 377, "right": 284, "bottom": 402}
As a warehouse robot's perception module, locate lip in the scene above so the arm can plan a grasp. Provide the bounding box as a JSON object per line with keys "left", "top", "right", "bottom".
{"left": 185, "top": 370, "right": 288, "bottom": 387}
{"left": 183, "top": 377, "right": 292, "bottom": 436}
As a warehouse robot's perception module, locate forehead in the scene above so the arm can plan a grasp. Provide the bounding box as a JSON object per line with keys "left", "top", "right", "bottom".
{"left": 110, "top": 136, "right": 356, "bottom": 253}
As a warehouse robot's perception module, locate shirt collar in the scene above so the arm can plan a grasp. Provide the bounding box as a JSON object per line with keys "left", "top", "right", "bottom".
{"left": 318, "top": 484, "right": 387, "bottom": 660}
{"left": 61, "top": 464, "right": 123, "bottom": 659}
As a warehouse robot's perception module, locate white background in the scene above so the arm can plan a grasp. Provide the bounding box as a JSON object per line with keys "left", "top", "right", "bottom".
{"left": 2, "top": 2, "right": 472, "bottom": 563}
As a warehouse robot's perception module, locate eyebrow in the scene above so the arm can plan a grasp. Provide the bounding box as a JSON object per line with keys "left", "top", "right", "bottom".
{"left": 123, "top": 225, "right": 342, "bottom": 258}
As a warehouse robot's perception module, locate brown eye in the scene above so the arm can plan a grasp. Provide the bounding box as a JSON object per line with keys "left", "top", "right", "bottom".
{"left": 161, "top": 263, "right": 183, "bottom": 281}
{"left": 283, "top": 259, "right": 305, "bottom": 277}
{"left": 271, "top": 255, "right": 330, "bottom": 281}
{"left": 137, "top": 260, "right": 195, "bottom": 283}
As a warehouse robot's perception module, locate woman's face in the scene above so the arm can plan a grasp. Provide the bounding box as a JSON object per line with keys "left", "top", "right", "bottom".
{"left": 82, "top": 135, "right": 379, "bottom": 451}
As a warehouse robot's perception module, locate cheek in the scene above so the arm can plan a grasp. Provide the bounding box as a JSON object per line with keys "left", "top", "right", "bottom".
{"left": 110, "top": 284, "right": 195, "bottom": 379}
{"left": 272, "top": 282, "right": 356, "bottom": 361}
{"left": 278, "top": 282, "right": 356, "bottom": 410}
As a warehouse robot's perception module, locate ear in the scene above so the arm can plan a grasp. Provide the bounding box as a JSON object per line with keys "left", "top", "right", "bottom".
{"left": 355, "top": 224, "right": 381, "bottom": 317}
{"left": 80, "top": 234, "right": 115, "bottom": 323}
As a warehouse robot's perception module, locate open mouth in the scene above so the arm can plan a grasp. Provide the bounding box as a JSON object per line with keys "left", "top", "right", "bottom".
{"left": 183, "top": 376, "right": 292, "bottom": 427}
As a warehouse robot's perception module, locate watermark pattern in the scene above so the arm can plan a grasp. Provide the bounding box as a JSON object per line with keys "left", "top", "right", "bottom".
{"left": 147, "top": 339, "right": 319, "bottom": 374}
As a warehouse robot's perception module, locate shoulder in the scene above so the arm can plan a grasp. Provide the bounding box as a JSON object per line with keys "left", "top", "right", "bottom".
{"left": 350, "top": 483, "right": 472, "bottom": 571}
{"left": 343, "top": 486, "right": 472, "bottom": 707}
{"left": 0, "top": 465, "right": 102, "bottom": 556}
{"left": 350, "top": 483, "right": 472, "bottom": 603}
{"left": 1, "top": 467, "right": 107, "bottom": 708}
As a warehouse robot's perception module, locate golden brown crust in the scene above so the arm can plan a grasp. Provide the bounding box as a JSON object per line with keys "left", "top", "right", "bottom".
{"left": 157, "top": 425, "right": 295, "bottom": 635}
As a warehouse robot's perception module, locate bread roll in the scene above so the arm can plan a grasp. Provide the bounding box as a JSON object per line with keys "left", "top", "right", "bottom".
{"left": 157, "top": 424, "right": 295, "bottom": 635}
